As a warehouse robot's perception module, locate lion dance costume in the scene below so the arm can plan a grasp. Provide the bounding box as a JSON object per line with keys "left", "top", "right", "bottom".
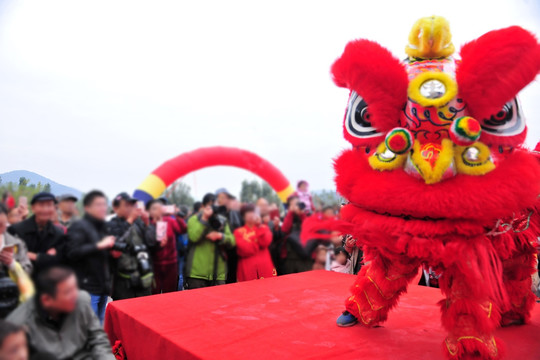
{"left": 332, "top": 16, "right": 540, "bottom": 359}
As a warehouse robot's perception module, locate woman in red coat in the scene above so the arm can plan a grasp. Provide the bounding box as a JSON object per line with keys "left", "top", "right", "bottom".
{"left": 234, "top": 204, "right": 276, "bottom": 282}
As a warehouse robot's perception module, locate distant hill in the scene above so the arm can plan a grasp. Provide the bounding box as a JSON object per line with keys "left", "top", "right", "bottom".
{"left": 0, "top": 170, "right": 83, "bottom": 198}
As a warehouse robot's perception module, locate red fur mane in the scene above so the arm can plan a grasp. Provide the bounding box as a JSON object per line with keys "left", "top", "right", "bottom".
{"left": 331, "top": 40, "right": 409, "bottom": 147}
{"left": 334, "top": 149, "right": 540, "bottom": 222}
{"left": 457, "top": 26, "right": 540, "bottom": 146}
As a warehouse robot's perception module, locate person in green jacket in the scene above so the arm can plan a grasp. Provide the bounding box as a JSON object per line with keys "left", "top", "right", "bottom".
{"left": 185, "top": 193, "right": 235, "bottom": 289}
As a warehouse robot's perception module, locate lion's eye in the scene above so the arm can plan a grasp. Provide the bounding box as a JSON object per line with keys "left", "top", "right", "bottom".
{"left": 345, "top": 91, "right": 382, "bottom": 138}
{"left": 481, "top": 98, "right": 525, "bottom": 137}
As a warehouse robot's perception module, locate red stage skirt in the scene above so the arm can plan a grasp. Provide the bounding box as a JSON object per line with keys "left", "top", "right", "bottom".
{"left": 105, "top": 271, "right": 540, "bottom": 359}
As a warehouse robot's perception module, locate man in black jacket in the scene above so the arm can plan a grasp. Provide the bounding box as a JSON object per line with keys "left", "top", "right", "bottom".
{"left": 8, "top": 192, "right": 64, "bottom": 270}
{"left": 215, "top": 188, "right": 242, "bottom": 284}
{"left": 65, "top": 190, "right": 115, "bottom": 324}
{"left": 107, "top": 193, "right": 155, "bottom": 300}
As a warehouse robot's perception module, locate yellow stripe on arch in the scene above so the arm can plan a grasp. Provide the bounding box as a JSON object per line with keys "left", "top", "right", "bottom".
{"left": 137, "top": 174, "right": 167, "bottom": 199}
{"left": 276, "top": 185, "right": 295, "bottom": 203}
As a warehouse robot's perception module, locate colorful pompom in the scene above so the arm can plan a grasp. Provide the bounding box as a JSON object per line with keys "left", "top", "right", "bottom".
{"left": 384, "top": 128, "right": 413, "bottom": 154}
{"left": 450, "top": 116, "right": 481, "bottom": 146}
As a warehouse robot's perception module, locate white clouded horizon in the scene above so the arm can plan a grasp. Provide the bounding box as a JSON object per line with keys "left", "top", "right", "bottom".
{"left": 0, "top": 0, "right": 539, "bottom": 200}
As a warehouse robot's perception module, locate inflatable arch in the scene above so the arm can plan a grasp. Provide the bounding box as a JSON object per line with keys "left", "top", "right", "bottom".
{"left": 133, "top": 147, "right": 295, "bottom": 203}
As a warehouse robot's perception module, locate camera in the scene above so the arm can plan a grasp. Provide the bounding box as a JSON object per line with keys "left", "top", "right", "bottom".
{"left": 136, "top": 251, "right": 152, "bottom": 275}
{"left": 0, "top": 273, "right": 19, "bottom": 318}
{"left": 298, "top": 202, "right": 306, "bottom": 211}
{"left": 111, "top": 242, "right": 128, "bottom": 252}
{"left": 111, "top": 242, "right": 152, "bottom": 275}
{"left": 209, "top": 205, "right": 228, "bottom": 232}
{"left": 112, "top": 242, "right": 147, "bottom": 254}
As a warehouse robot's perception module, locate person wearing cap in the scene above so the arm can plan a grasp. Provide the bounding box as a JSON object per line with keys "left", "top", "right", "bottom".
{"left": 8, "top": 192, "right": 65, "bottom": 270}
{"left": 107, "top": 193, "right": 154, "bottom": 300}
{"left": 215, "top": 188, "right": 243, "bottom": 232}
{"left": 234, "top": 204, "right": 276, "bottom": 282}
{"left": 57, "top": 194, "right": 79, "bottom": 229}
{"left": 215, "top": 188, "right": 242, "bottom": 284}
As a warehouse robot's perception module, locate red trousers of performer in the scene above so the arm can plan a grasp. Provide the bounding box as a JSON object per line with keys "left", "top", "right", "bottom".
{"left": 152, "top": 262, "right": 178, "bottom": 294}
{"left": 344, "top": 242, "right": 536, "bottom": 360}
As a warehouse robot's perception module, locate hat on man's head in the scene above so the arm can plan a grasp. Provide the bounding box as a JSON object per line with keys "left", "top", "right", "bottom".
{"left": 31, "top": 192, "right": 57, "bottom": 205}
{"left": 215, "top": 188, "right": 235, "bottom": 199}
{"left": 112, "top": 192, "right": 137, "bottom": 207}
{"left": 177, "top": 205, "right": 189, "bottom": 218}
{"left": 57, "top": 194, "right": 78, "bottom": 203}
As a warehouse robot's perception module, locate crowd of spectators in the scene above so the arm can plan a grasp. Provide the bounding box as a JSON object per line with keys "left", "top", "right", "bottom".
{"left": 0, "top": 180, "right": 362, "bottom": 359}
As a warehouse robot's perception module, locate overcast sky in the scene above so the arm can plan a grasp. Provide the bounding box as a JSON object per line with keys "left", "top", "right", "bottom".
{"left": 0, "top": 0, "right": 539, "bottom": 200}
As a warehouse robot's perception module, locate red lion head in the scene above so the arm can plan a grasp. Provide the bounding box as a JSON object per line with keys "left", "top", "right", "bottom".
{"left": 332, "top": 17, "right": 540, "bottom": 225}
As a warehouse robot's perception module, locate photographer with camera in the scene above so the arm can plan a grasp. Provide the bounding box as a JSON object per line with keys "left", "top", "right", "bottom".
{"left": 107, "top": 193, "right": 154, "bottom": 300}
{"left": 279, "top": 195, "right": 312, "bottom": 274}
{"left": 185, "top": 193, "right": 235, "bottom": 289}
{"left": 65, "top": 190, "right": 116, "bottom": 323}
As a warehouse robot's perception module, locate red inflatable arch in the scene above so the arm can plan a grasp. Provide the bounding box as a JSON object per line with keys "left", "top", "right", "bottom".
{"left": 133, "top": 147, "right": 294, "bottom": 203}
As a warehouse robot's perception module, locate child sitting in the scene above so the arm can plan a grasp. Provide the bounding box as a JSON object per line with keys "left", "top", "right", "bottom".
{"left": 331, "top": 247, "right": 351, "bottom": 274}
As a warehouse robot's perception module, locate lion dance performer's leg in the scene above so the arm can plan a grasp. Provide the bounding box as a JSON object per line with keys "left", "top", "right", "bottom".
{"left": 500, "top": 251, "right": 537, "bottom": 326}
{"left": 344, "top": 246, "right": 420, "bottom": 327}
{"left": 439, "top": 238, "right": 506, "bottom": 360}
{"left": 498, "top": 206, "right": 540, "bottom": 326}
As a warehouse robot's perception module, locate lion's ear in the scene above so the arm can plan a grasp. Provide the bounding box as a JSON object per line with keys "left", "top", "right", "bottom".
{"left": 457, "top": 26, "right": 540, "bottom": 121}
{"left": 331, "top": 40, "right": 408, "bottom": 147}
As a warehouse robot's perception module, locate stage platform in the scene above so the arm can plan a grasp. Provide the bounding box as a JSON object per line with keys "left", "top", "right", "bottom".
{"left": 105, "top": 271, "right": 540, "bottom": 360}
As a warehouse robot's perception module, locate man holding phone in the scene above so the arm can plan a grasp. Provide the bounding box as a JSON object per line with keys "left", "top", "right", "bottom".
{"left": 0, "top": 204, "right": 32, "bottom": 274}
{"left": 146, "top": 199, "right": 182, "bottom": 294}
{"left": 0, "top": 203, "right": 33, "bottom": 317}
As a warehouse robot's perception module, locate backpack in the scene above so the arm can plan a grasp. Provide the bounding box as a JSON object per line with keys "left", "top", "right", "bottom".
{"left": 0, "top": 267, "right": 19, "bottom": 318}
{"left": 116, "top": 226, "right": 154, "bottom": 289}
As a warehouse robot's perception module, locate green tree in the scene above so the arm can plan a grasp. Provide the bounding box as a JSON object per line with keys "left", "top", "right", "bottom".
{"left": 312, "top": 189, "right": 342, "bottom": 209}
{"left": 240, "top": 180, "right": 259, "bottom": 203}
{"left": 240, "top": 179, "right": 281, "bottom": 205}
{"left": 163, "top": 180, "right": 195, "bottom": 207}
{"left": 0, "top": 178, "right": 54, "bottom": 212}
{"left": 18, "top": 177, "right": 29, "bottom": 187}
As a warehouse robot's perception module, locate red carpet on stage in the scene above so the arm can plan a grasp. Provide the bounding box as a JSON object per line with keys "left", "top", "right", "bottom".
{"left": 105, "top": 271, "right": 540, "bottom": 360}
